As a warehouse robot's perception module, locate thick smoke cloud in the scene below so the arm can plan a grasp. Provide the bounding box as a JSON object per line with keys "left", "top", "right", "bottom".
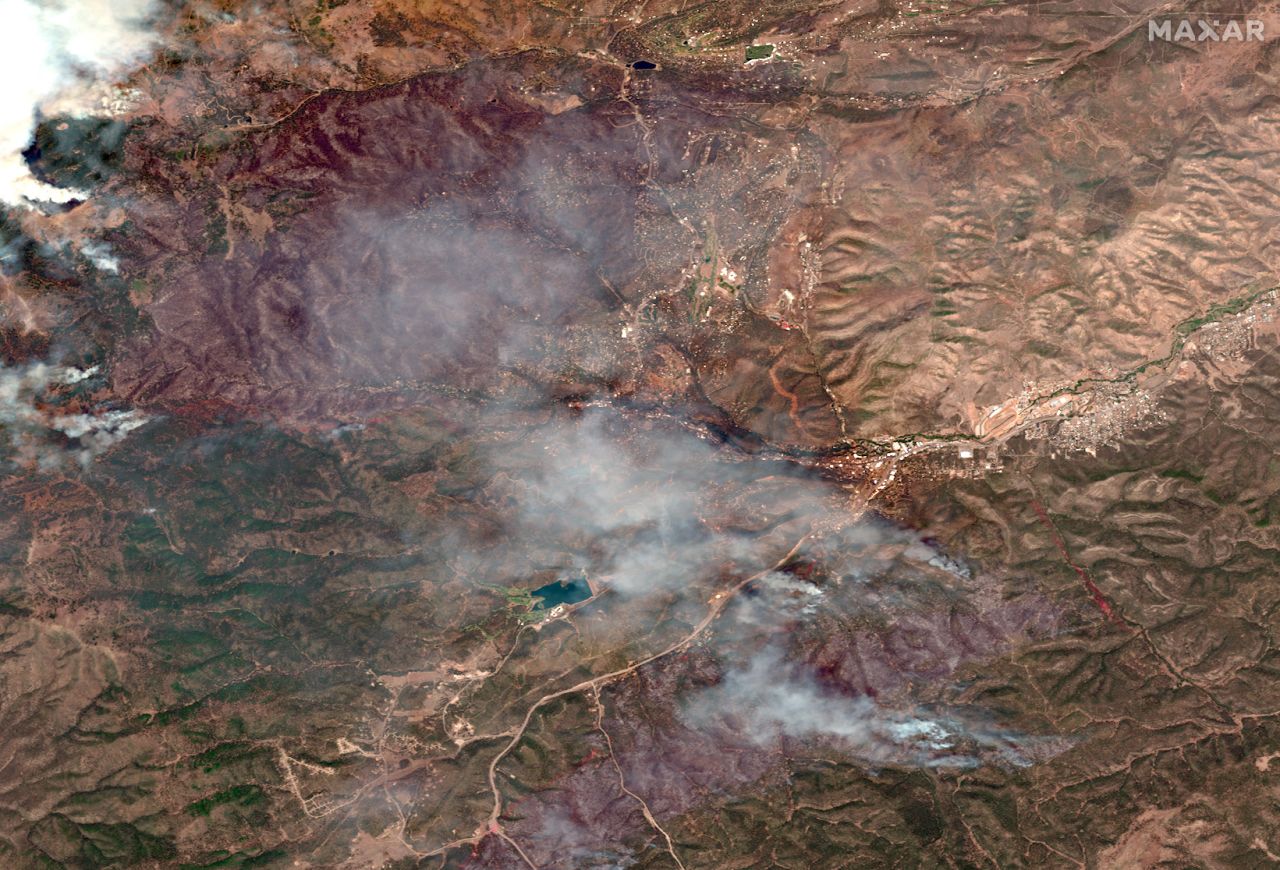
{"left": 444, "top": 408, "right": 1064, "bottom": 784}
{"left": 489, "top": 412, "right": 838, "bottom": 598}
{"left": 0, "top": 0, "right": 156, "bottom": 205}
{"left": 0, "top": 361, "right": 148, "bottom": 467}
{"left": 465, "top": 410, "right": 1067, "bottom": 785}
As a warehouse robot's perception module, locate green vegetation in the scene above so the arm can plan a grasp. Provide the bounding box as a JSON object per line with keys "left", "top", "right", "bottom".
{"left": 191, "top": 741, "right": 269, "bottom": 775}
{"left": 186, "top": 784, "right": 267, "bottom": 817}
{"left": 29, "top": 816, "right": 176, "bottom": 866}
{"left": 26, "top": 116, "right": 129, "bottom": 189}
{"left": 482, "top": 583, "right": 548, "bottom": 623}
{"left": 745, "top": 44, "right": 776, "bottom": 61}
{"left": 181, "top": 849, "right": 288, "bottom": 869}
{"left": 0, "top": 598, "right": 31, "bottom": 617}
{"left": 205, "top": 212, "right": 229, "bottom": 257}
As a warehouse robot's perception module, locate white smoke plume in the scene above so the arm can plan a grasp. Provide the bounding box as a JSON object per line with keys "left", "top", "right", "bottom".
{"left": 0, "top": 361, "right": 148, "bottom": 467}
{"left": 79, "top": 240, "right": 118, "bottom": 272}
{"left": 496, "top": 412, "right": 842, "bottom": 598}
{"left": 682, "top": 647, "right": 1066, "bottom": 769}
{"left": 0, "top": 0, "right": 157, "bottom": 206}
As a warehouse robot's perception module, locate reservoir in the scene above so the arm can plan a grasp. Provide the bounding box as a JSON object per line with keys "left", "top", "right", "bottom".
{"left": 532, "top": 577, "right": 593, "bottom": 609}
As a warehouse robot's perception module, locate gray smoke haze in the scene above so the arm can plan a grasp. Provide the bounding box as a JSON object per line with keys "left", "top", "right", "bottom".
{"left": 483, "top": 411, "right": 845, "bottom": 599}
{"left": 467, "top": 408, "right": 1060, "bottom": 658}
{"left": 529, "top": 808, "right": 640, "bottom": 870}
{"left": 177, "top": 201, "right": 619, "bottom": 418}
{"left": 331, "top": 206, "right": 597, "bottom": 377}
{"left": 452, "top": 410, "right": 1068, "bottom": 772}
{"left": 457, "top": 410, "right": 1071, "bottom": 778}
{"left": 313, "top": 406, "right": 1069, "bottom": 863}
{"left": 681, "top": 646, "right": 1065, "bottom": 769}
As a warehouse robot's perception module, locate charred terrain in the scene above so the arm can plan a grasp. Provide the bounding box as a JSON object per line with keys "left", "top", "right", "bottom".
{"left": 3, "top": 0, "right": 1280, "bottom": 866}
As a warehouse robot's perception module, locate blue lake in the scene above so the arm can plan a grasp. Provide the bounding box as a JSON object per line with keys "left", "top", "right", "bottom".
{"left": 532, "top": 577, "right": 593, "bottom": 609}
